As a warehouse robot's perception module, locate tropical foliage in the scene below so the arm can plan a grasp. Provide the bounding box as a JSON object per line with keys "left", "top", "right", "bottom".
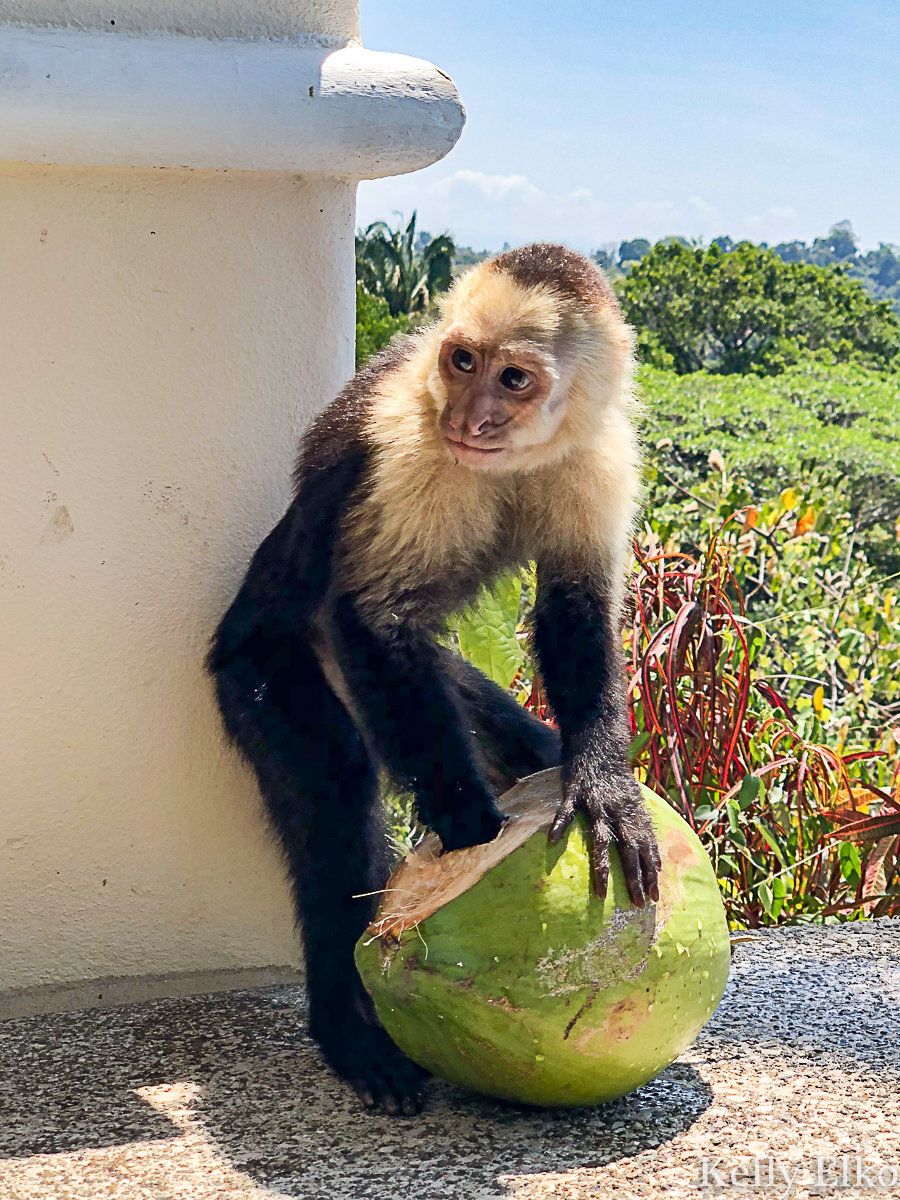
{"left": 451, "top": 501, "right": 900, "bottom": 927}
{"left": 355, "top": 213, "right": 454, "bottom": 318}
{"left": 354, "top": 286, "right": 408, "bottom": 368}
{"left": 639, "top": 362, "right": 900, "bottom": 578}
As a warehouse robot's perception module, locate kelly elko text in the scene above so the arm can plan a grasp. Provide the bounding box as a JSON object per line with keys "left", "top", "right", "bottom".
{"left": 695, "top": 1157, "right": 900, "bottom": 1193}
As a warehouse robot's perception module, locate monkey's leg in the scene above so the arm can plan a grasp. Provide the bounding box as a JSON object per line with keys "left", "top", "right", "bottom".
{"left": 329, "top": 595, "right": 505, "bottom": 853}
{"left": 446, "top": 653, "right": 561, "bottom": 794}
{"left": 214, "top": 639, "right": 427, "bottom": 1116}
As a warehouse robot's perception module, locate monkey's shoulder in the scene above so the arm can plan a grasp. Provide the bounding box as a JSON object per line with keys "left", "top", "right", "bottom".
{"left": 295, "top": 335, "right": 419, "bottom": 482}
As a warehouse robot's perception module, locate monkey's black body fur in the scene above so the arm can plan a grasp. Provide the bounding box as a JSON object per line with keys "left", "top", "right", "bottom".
{"left": 209, "top": 251, "right": 659, "bottom": 1115}
{"left": 208, "top": 346, "right": 570, "bottom": 1112}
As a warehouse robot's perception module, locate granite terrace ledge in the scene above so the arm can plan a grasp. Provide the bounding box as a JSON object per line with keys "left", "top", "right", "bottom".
{"left": 0, "top": 922, "right": 896, "bottom": 1200}
{"left": 0, "top": 966, "right": 304, "bottom": 1021}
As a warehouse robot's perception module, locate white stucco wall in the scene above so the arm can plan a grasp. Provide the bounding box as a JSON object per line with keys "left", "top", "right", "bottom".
{"left": 0, "top": 1, "right": 464, "bottom": 1001}
{"left": 1, "top": 165, "right": 356, "bottom": 990}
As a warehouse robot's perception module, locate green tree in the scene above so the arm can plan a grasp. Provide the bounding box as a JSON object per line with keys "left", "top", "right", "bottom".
{"left": 618, "top": 241, "right": 900, "bottom": 375}
{"left": 592, "top": 248, "right": 615, "bottom": 270}
{"left": 872, "top": 246, "right": 900, "bottom": 290}
{"left": 356, "top": 213, "right": 455, "bottom": 317}
{"left": 770, "top": 224, "right": 900, "bottom": 317}
{"left": 618, "top": 237, "right": 651, "bottom": 266}
{"left": 812, "top": 219, "right": 857, "bottom": 262}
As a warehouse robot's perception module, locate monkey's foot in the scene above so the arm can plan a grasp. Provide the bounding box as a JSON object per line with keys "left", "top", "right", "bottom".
{"left": 320, "top": 1020, "right": 428, "bottom": 1117}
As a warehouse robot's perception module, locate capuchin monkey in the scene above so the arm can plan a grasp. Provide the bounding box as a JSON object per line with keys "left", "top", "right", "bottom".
{"left": 208, "top": 243, "right": 661, "bottom": 1116}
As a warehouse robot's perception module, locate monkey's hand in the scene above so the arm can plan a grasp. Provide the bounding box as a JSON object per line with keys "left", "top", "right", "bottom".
{"left": 430, "top": 787, "right": 507, "bottom": 854}
{"left": 549, "top": 765, "right": 661, "bottom": 906}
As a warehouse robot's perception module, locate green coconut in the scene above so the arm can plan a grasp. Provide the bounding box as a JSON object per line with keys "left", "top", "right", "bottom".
{"left": 355, "top": 768, "right": 730, "bottom": 1107}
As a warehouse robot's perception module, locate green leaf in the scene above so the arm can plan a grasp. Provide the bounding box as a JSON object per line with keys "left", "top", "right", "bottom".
{"left": 745, "top": 625, "right": 766, "bottom": 665}
{"left": 627, "top": 731, "right": 651, "bottom": 764}
{"left": 837, "top": 840, "right": 861, "bottom": 883}
{"left": 753, "top": 819, "right": 791, "bottom": 870}
{"left": 456, "top": 574, "right": 525, "bottom": 688}
{"left": 726, "top": 799, "right": 742, "bottom": 835}
{"left": 694, "top": 805, "right": 721, "bottom": 822}
{"left": 737, "top": 774, "right": 761, "bottom": 810}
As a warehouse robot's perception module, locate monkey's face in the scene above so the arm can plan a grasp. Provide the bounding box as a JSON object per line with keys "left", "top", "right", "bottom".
{"left": 435, "top": 336, "right": 567, "bottom": 471}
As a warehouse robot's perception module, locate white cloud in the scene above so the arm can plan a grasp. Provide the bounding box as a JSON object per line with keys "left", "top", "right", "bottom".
{"left": 426, "top": 170, "right": 596, "bottom": 212}
{"left": 428, "top": 170, "right": 544, "bottom": 204}
{"left": 357, "top": 169, "right": 610, "bottom": 248}
{"left": 357, "top": 169, "right": 805, "bottom": 253}
{"left": 626, "top": 197, "right": 725, "bottom": 240}
{"left": 567, "top": 188, "right": 595, "bottom": 207}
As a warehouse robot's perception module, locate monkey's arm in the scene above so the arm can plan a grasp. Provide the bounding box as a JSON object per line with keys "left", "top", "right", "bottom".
{"left": 330, "top": 596, "right": 506, "bottom": 852}
{"left": 532, "top": 567, "right": 661, "bottom": 906}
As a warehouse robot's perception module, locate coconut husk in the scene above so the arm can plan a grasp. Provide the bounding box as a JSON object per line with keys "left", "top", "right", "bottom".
{"left": 368, "top": 768, "right": 563, "bottom": 940}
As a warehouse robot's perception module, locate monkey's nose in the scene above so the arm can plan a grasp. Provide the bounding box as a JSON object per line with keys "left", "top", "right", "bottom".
{"left": 467, "top": 417, "right": 493, "bottom": 436}
{"left": 468, "top": 413, "right": 510, "bottom": 437}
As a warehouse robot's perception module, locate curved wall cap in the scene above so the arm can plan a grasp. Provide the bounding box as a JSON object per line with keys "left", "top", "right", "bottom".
{"left": 0, "top": 27, "right": 465, "bottom": 177}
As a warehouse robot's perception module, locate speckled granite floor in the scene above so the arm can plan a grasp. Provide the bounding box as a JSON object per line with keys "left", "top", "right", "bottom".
{"left": 1, "top": 922, "right": 897, "bottom": 1200}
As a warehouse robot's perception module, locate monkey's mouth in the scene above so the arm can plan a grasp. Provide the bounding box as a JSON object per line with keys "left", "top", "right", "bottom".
{"left": 443, "top": 435, "right": 507, "bottom": 463}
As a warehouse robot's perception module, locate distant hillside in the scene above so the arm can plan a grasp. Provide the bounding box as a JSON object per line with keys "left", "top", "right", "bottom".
{"left": 446, "top": 224, "right": 899, "bottom": 316}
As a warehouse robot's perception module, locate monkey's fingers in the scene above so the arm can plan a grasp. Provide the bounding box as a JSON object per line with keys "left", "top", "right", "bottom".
{"left": 343, "top": 1024, "right": 428, "bottom": 1117}
{"left": 435, "top": 802, "right": 506, "bottom": 853}
{"left": 618, "top": 842, "right": 647, "bottom": 908}
{"left": 352, "top": 1071, "right": 425, "bottom": 1118}
{"left": 548, "top": 797, "right": 576, "bottom": 844}
{"left": 642, "top": 844, "right": 662, "bottom": 904}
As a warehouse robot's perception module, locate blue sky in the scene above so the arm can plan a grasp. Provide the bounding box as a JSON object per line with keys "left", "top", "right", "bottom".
{"left": 356, "top": 1, "right": 900, "bottom": 254}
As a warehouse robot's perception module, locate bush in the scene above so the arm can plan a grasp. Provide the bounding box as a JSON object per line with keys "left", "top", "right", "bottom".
{"left": 623, "top": 520, "right": 899, "bottom": 926}
{"left": 636, "top": 483, "right": 900, "bottom": 746}
{"left": 355, "top": 286, "right": 408, "bottom": 369}
{"left": 617, "top": 241, "right": 900, "bottom": 375}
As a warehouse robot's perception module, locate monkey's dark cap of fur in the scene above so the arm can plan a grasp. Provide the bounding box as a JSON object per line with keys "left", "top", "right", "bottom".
{"left": 490, "top": 242, "right": 620, "bottom": 315}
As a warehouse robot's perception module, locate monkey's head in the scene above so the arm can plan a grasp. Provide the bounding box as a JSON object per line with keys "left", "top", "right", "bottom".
{"left": 428, "top": 243, "right": 633, "bottom": 473}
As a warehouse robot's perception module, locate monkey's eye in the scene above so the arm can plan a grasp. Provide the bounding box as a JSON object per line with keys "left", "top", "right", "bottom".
{"left": 499, "top": 366, "right": 530, "bottom": 392}
{"left": 451, "top": 347, "right": 477, "bottom": 373}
